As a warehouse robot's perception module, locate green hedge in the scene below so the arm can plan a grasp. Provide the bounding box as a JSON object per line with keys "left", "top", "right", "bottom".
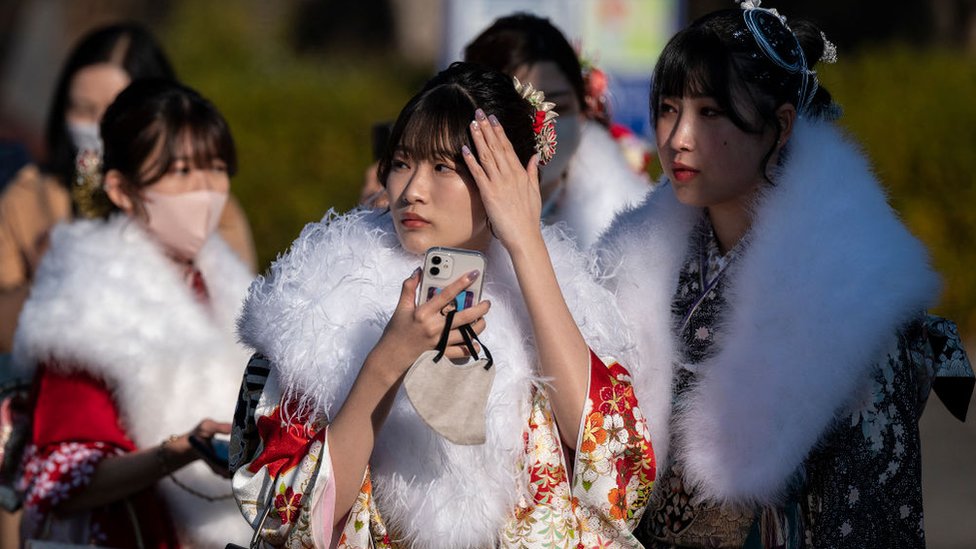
{"left": 163, "top": 5, "right": 976, "bottom": 340}
{"left": 820, "top": 48, "right": 976, "bottom": 340}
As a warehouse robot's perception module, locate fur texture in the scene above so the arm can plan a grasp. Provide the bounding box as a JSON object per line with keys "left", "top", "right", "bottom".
{"left": 550, "top": 120, "right": 651, "bottom": 249}
{"left": 237, "top": 209, "right": 632, "bottom": 548}
{"left": 596, "top": 119, "right": 940, "bottom": 506}
{"left": 13, "top": 216, "right": 255, "bottom": 547}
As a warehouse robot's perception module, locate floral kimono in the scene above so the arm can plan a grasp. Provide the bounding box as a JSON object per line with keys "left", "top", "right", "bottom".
{"left": 229, "top": 210, "right": 656, "bottom": 548}
{"left": 596, "top": 118, "right": 974, "bottom": 549}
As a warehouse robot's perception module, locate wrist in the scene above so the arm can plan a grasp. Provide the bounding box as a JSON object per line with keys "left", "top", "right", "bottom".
{"left": 157, "top": 434, "right": 194, "bottom": 473}
{"left": 505, "top": 232, "right": 547, "bottom": 263}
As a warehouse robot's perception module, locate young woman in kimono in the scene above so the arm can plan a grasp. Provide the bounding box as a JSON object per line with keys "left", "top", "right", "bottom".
{"left": 596, "top": 3, "right": 973, "bottom": 548}
{"left": 230, "top": 62, "right": 655, "bottom": 548}
{"left": 13, "top": 79, "right": 255, "bottom": 547}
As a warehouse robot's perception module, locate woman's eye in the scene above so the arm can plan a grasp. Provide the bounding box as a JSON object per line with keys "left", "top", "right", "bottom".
{"left": 659, "top": 102, "right": 678, "bottom": 114}
{"left": 434, "top": 163, "right": 455, "bottom": 173}
{"left": 701, "top": 107, "right": 725, "bottom": 117}
{"left": 392, "top": 159, "right": 409, "bottom": 170}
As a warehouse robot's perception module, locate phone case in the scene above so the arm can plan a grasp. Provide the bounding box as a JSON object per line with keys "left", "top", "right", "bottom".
{"left": 418, "top": 247, "right": 486, "bottom": 311}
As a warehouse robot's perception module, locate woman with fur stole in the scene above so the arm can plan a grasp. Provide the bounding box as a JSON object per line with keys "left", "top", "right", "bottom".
{"left": 13, "top": 80, "right": 255, "bottom": 547}
{"left": 596, "top": 4, "right": 973, "bottom": 548}
{"left": 230, "top": 63, "right": 655, "bottom": 548}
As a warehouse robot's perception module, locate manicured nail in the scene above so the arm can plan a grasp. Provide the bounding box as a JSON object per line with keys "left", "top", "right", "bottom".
{"left": 475, "top": 108, "right": 487, "bottom": 121}
{"left": 467, "top": 270, "right": 480, "bottom": 281}
{"left": 470, "top": 120, "right": 480, "bottom": 131}
{"left": 413, "top": 267, "right": 422, "bottom": 277}
{"left": 461, "top": 145, "right": 472, "bottom": 156}
{"left": 488, "top": 114, "right": 500, "bottom": 127}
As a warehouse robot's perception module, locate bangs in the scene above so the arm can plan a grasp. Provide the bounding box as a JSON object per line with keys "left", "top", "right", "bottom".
{"left": 651, "top": 27, "right": 764, "bottom": 133}
{"left": 138, "top": 96, "right": 237, "bottom": 184}
{"left": 378, "top": 84, "right": 475, "bottom": 184}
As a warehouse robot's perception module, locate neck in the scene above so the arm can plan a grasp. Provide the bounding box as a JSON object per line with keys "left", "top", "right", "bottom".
{"left": 706, "top": 200, "right": 753, "bottom": 256}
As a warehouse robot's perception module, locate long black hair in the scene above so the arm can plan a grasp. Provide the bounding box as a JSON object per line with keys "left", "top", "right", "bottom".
{"left": 44, "top": 23, "right": 176, "bottom": 192}
{"left": 376, "top": 62, "right": 535, "bottom": 186}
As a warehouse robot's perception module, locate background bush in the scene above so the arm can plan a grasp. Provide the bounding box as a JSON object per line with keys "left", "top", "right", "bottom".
{"left": 162, "top": 4, "right": 976, "bottom": 342}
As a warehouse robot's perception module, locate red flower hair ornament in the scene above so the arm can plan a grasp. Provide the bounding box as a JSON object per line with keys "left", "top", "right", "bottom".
{"left": 514, "top": 77, "right": 558, "bottom": 165}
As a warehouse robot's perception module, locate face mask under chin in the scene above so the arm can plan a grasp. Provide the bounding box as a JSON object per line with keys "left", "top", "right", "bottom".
{"left": 67, "top": 121, "right": 103, "bottom": 155}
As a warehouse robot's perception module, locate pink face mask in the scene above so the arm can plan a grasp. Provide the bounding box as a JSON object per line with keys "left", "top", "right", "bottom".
{"left": 141, "top": 190, "right": 228, "bottom": 261}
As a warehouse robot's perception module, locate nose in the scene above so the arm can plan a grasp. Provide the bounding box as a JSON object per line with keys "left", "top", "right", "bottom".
{"left": 667, "top": 111, "right": 695, "bottom": 153}
{"left": 402, "top": 165, "right": 431, "bottom": 204}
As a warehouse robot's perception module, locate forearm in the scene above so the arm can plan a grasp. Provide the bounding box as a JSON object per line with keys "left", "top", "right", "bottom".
{"left": 0, "top": 284, "right": 29, "bottom": 353}
{"left": 326, "top": 352, "right": 402, "bottom": 526}
{"left": 508, "top": 234, "right": 589, "bottom": 447}
{"left": 59, "top": 436, "right": 196, "bottom": 512}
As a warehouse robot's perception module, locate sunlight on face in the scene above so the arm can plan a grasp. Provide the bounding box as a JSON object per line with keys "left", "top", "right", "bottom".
{"left": 386, "top": 147, "right": 491, "bottom": 255}
{"left": 655, "top": 95, "right": 775, "bottom": 210}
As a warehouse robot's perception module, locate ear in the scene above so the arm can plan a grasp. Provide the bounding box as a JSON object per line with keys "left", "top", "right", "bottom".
{"left": 103, "top": 170, "right": 135, "bottom": 214}
{"left": 775, "top": 103, "right": 797, "bottom": 149}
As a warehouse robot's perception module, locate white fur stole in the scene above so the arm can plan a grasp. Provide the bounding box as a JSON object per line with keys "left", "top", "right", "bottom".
{"left": 13, "top": 216, "right": 255, "bottom": 547}
{"left": 596, "top": 119, "right": 940, "bottom": 506}
{"left": 237, "top": 209, "right": 632, "bottom": 548}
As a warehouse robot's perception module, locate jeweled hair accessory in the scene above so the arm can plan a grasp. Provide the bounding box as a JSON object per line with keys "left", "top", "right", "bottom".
{"left": 513, "top": 77, "right": 558, "bottom": 165}
{"left": 736, "top": 0, "right": 835, "bottom": 116}
{"left": 71, "top": 149, "right": 111, "bottom": 218}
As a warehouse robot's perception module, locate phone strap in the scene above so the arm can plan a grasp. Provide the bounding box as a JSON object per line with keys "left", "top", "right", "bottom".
{"left": 432, "top": 309, "right": 493, "bottom": 369}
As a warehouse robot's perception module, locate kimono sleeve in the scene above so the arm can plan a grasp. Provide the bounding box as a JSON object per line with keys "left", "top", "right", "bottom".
{"left": 572, "top": 350, "right": 656, "bottom": 536}
{"left": 230, "top": 354, "right": 335, "bottom": 548}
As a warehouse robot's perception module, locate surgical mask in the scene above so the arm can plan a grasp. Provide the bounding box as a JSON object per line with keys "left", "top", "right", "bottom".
{"left": 141, "top": 190, "right": 227, "bottom": 261}
{"left": 66, "top": 121, "right": 103, "bottom": 155}
{"left": 540, "top": 115, "right": 582, "bottom": 185}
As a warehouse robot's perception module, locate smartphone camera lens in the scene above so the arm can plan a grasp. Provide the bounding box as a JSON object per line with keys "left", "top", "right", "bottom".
{"left": 430, "top": 267, "right": 440, "bottom": 276}
{"left": 432, "top": 256, "right": 442, "bottom": 265}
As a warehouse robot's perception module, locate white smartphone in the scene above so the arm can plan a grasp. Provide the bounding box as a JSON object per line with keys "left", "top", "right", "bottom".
{"left": 418, "top": 247, "right": 486, "bottom": 311}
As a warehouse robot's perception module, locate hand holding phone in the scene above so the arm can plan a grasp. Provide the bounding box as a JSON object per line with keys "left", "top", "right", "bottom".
{"left": 189, "top": 432, "right": 231, "bottom": 478}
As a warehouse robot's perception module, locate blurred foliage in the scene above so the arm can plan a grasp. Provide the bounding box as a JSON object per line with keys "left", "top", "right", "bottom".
{"left": 820, "top": 47, "right": 976, "bottom": 339}
{"left": 160, "top": 3, "right": 976, "bottom": 340}
{"left": 159, "top": 1, "right": 428, "bottom": 270}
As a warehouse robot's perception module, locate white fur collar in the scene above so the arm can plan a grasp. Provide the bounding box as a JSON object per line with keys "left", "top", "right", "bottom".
{"left": 596, "top": 119, "right": 939, "bottom": 506}
{"left": 13, "top": 216, "right": 255, "bottom": 547}
{"left": 549, "top": 120, "right": 651, "bottom": 249}
{"left": 238, "top": 209, "right": 631, "bottom": 548}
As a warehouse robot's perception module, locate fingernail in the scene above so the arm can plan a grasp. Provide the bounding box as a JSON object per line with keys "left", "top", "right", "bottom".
{"left": 461, "top": 145, "right": 472, "bottom": 156}
{"left": 413, "top": 267, "right": 422, "bottom": 277}
{"left": 470, "top": 120, "right": 480, "bottom": 131}
{"left": 475, "top": 108, "right": 487, "bottom": 121}
{"left": 488, "top": 114, "right": 500, "bottom": 127}
{"left": 467, "top": 270, "right": 480, "bottom": 281}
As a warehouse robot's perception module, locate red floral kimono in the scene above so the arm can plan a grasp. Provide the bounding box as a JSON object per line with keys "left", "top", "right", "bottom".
{"left": 20, "top": 366, "right": 180, "bottom": 548}
{"left": 231, "top": 350, "right": 655, "bottom": 548}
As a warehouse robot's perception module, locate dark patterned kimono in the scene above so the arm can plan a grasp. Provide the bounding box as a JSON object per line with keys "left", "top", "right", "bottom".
{"left": 638, "top": 216, "right": 973, "bottom": 549}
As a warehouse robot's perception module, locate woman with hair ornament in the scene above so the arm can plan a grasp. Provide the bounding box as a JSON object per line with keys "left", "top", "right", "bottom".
{"left": 229, "top": 62, "right": 655, "bottom": 548}
{"left": 595, "top": 2, "right": 973, "bottom": 547}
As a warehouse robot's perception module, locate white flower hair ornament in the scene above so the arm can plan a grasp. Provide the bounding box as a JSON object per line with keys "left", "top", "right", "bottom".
{"left": 513, "top": 77, "right": 559, "bottom": 165}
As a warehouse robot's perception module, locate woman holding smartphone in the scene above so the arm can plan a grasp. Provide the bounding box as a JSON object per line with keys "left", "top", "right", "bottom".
{"left": 230, "top": 62, "right": 654, "bottom": 547}
{"left": 14, "top": 80, "right": 254, "bottom": 547}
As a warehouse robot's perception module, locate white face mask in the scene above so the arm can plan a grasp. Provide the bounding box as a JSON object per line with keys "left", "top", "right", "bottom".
{"left": 141, "top": 190, "right": 227, "bottom": 261}
{"left": 540, "top": 115, "right": 582, "bottom": 185}
{"left": 66, "top": 121, "right": 103, "bottom": 155}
